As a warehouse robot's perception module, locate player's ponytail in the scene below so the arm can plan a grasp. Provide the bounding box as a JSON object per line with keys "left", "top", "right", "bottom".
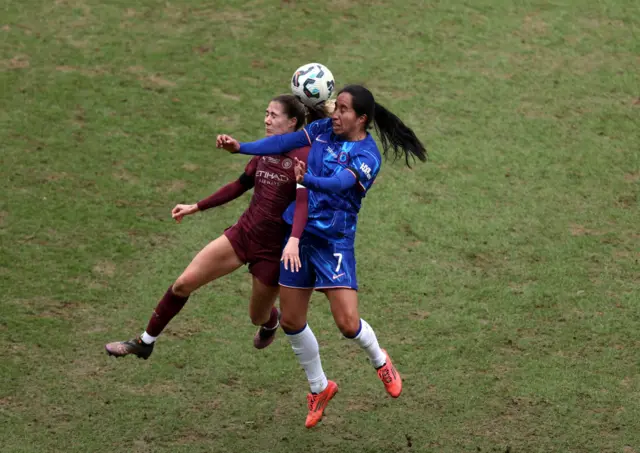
{"left": 372, "top": 102, "right": 427, "bottom": 167}
{"left": 338, "top": 85, "right": 427, "bottom": 167}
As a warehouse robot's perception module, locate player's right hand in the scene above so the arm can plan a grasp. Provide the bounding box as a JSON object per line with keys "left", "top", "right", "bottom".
{"left": 281, "top": 237, "right": 301, "bottom": 272}
{"left": 216, "top": 134, "right": 240, "bottom": 153}
{"left": 171, "top": 204, "right": 198, "bottom": 223}
{"left": 293, "top": 157, "right": 306, "bottom": 183}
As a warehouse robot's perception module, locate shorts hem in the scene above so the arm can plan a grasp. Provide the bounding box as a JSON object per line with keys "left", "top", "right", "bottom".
{"left": 314, "top": 285, "right": 358, "bottom": 291}
{"left": 279, "top": 283, "right": 315, "bottom": 290}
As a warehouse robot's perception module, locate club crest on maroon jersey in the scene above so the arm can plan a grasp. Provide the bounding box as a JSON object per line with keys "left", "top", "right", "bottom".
{"left": 282, "top": 158, "right": 293, "bottom": 169}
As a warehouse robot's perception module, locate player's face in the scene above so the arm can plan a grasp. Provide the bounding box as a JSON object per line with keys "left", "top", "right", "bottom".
{"left": 332, "top": 93, "right": 366, "bottom": 140}
{"left": 264, "top": 101, "right": 297, "bottom": 137}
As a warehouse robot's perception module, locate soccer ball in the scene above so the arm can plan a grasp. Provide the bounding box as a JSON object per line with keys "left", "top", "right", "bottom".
{"left": 290, "top": 63, "right": 335, "bottom": 108}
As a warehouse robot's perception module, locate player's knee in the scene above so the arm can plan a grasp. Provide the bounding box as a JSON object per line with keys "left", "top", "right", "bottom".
{"left": 249, "top": 313, "right": 263, "bottom": 326}
{"left": 335, "top": 314, "right": 360, "bottom": 338}
{"left": 280, "top": 315, "right": 306, "bottom": 333}
{"left": 172, "top": 277, "right": 194, "bottom": 297}
{"left": 249, "top": 306, "right": 270, "bottom": 326}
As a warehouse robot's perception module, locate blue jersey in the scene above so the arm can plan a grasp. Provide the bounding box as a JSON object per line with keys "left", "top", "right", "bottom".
{"left": 288, "top": 119, "right": 381, "bottom": 246}
{"left": 239, "top": 118, "right": 382, "bottom": 247}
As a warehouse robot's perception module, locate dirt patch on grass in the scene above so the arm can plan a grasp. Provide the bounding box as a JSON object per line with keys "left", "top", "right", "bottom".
{"left": 73, "top": 104, "right": 85, "bottom": 128}
{"left": 409, "top": 310, "right": 431, "bottom": 320}
{"left": 616, "top": 194, "right": 637, "bottom": 209}
{"left": 346, "top": 398, "right": 377, "bottom": 412}
{"left": 42, "top": 171, "right": 69, "bottom": 182}
{"left": 620, "top": 376, "right": 633, "bottom": 388}
{"left": 188, "top": 7, "right": 263, "bottom": 23}
{"left": 569, "top": 224, "right": 608, "bottom": 236}
{"left": 92, "top": 260, "right": 116, "bottom": 277}
{"left": 624, "top": 172, "right": 640, "bottom": 182}
{"left": 164, "top": 317, "right": 208, "bottom": 340}
{"left": 124, "top": 8, "right": 138, "bottom": 18}
{"left": 15, "top": 297, "right": 89, "bottom": 319}
{"left": 517, "top": 101, "right": 555, "bottom": 119}
{"left": 112, "top": 168, "right": 139, "bottom": 184}
{"left": 164, "top": 180, "right": 187, "bottom": 193}
{"left": 173, "top": 430, "right": 217, "bottom": 445}
{"left": 212, "top": 88, "right": 241, "bottom": 102}
{"left": 139, "top": 381, "right": 182, "bottom": 396}
{"left": 126, "top": 66, "right": 176, "bottom": 88}
{"left": 401, "top": 223, "right": 424, "bottom": 242}
{"left": 56, "top": 65, "right": 108, "bottom": 76}
{"left": 519, "top": 13, "right": 548, "bottom": 37}
{"left": 579, "top": 17, "right": 626, "bottom": 30}
{"left": 70, "top": 275, "right": 107, "bottom": 290}
{"left": 1, "top": 55, "right": 30, "bottom": 70}
{"left": 67, "top": 38, "right": 89, "bottom": 48}
{"left": 182, "top": 163, "right": 199, "bottom": 172}
{"left": 127, "top": 230, "right": 172, "bottom": 248}
{"left": 0, "top": 396, "right": 27, "bottom": 411}
{"left": 194, "top": 45, "right": 212, "bottom": 55}
{"left": 147, "top": 74, "right": 176, "bottom": 87}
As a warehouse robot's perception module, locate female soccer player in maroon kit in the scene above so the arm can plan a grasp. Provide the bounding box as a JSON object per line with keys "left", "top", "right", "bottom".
{"left": 105, "top": 95, "right": 313, "bottom": 359}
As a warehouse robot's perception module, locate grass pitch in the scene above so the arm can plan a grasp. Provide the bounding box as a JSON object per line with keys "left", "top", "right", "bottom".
{"left": 1, "top": 1, "right": 639, "bottom": 452}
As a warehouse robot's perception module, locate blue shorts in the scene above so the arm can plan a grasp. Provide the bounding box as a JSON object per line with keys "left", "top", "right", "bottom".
{"left": 279, "top": 232, "right": 358, "bottom": 291}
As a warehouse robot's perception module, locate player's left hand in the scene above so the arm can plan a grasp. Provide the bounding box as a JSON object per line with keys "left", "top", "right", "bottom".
{"left": 216, "top": 134, "right": 240, "bottom": 153}
{"left": 293, "top": 157, "right": 306, "bottom": 184}
{"left": 281, "top": 237, "right": 301, "bottom": 272}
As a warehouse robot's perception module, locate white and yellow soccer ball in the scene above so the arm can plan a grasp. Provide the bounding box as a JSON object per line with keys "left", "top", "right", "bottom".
{"left": 290, "top": 63, "right": 335, "bottom": 108}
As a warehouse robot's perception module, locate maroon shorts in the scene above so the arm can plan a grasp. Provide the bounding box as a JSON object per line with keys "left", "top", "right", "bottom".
{"left": 224, "top": 223, "right": 282, "bottom": 287}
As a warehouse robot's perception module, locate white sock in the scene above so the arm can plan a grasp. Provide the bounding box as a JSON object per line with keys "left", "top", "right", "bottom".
{"left": 141, "top": 331, "right": 157, "bottom": 344}
{"left": 286, "top": 325, "right": 328, "bottom": 394}
{"left": 350, "top": 319, "right": 387, "bottom": 368}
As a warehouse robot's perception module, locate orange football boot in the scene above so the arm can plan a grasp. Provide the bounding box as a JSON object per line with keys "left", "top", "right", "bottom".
{"left": 305, "top": 380, "right": 338, "bottom": 428}
{"left": 377, "top": 350, "right": 402, "bottom": 398}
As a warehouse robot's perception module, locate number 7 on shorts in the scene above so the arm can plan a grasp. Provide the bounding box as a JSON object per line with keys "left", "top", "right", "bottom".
{"left": 333, "top": 253, "right": 343, "bottom": 272}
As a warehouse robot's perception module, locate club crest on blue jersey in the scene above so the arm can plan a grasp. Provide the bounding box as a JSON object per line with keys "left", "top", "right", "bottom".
{"left": 338, "top": 152, "right": 350, "bottom": 165}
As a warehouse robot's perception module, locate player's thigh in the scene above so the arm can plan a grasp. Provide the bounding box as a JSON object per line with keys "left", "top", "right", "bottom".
{"left": 248, "top": 274, "right": 279, "bottom": 325}
{"left": 175, "top": 234, "right": 244, "bottom": 294}
{"left": 278, "top": 233, "right": 316, "bottom": 331}
{"left": 279, "top": 285, "right": 313, "bottom": 332}
{"left": 324, "top": 288, "right": 360, "bottom": 337}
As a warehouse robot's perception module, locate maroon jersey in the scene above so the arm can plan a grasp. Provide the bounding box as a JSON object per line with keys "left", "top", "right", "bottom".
{"left": 234, "top": 146, "right": 310, "bottom": 250}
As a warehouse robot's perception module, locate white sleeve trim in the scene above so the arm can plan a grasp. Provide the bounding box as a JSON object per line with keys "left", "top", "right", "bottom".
{"left": 296, "top": 183, "right": 306, "bottom": 189}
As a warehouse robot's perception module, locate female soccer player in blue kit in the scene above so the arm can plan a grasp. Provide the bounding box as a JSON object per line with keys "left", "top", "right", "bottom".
{"left": 217, "top": 84, "right": 427, "bottom": 428}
